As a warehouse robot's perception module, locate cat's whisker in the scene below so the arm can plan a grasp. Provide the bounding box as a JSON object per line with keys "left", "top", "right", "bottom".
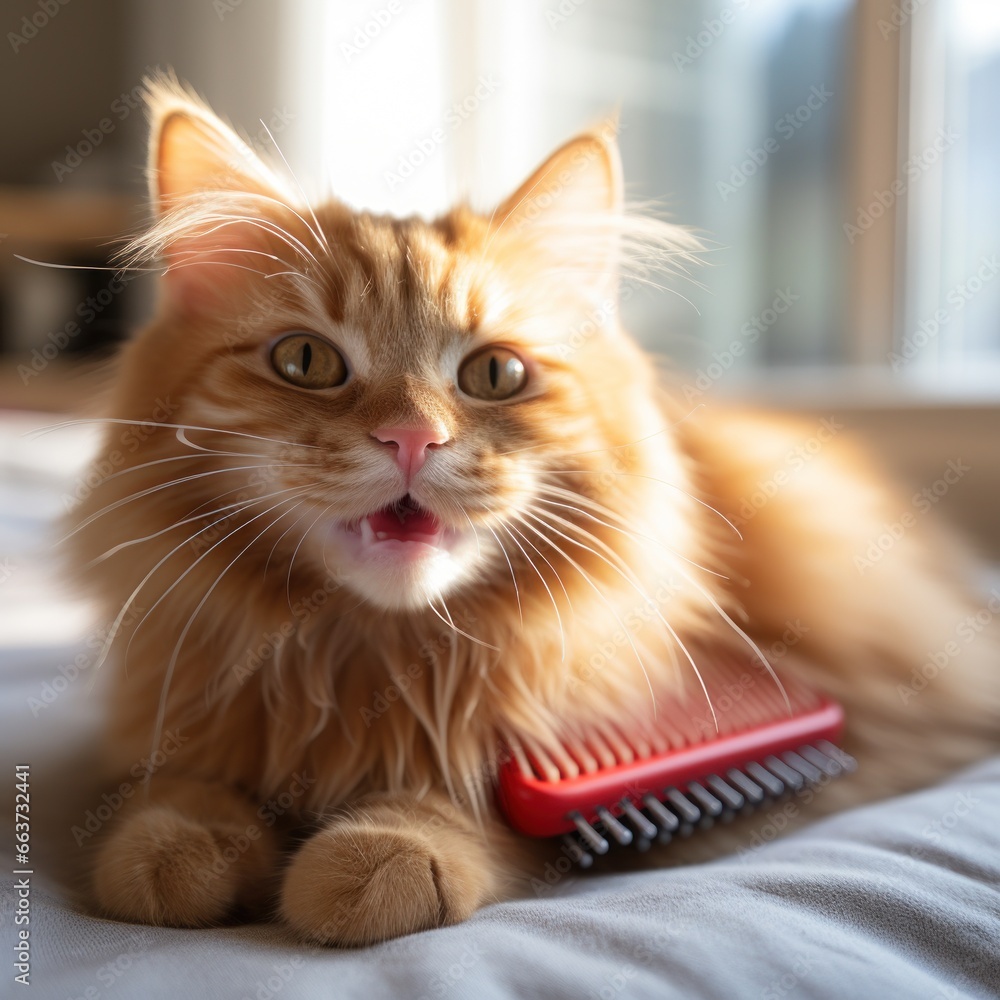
{"left": 255, "top": 120, "right": 339, "bottom": 271}
{"left": 286, "top": 502, "right": 334, "bottom": 612}
{"left": 84, "top": 495, "right": 288, "bottom": 688}
{"left": 162, "top": 256, "right": 319, "bottom": 291}
{"left": 58, "top": 463, "right": 317, "bottom": 542}
{"left": 173, "top": 427, "right": 299, "bottom": 460}
{"left": 181, "top": 476, "right": 304, "bottom": 521}
{"left": 13, "top": 253, "right": 159, "bottom": 274}
{"left": 522, "top": 504, "right": 716, "bottom": 729}
{"left": 480, "top": 521, "right": 522, "bottom": 627}
{"left": 29, "top": 417, "right": 324, "bottom": 452}
{"left": 545, "top": 468, "right": 743, "bottom": 541}
{"left": 669, "top": 561, "right": 792, "bottom": 716}
{"left": 429, "top": 596, "right": 461, "bottom": 807}
{"left": 162, "top": 249, "right": 327, "bottom": 297}
{"left": 93, "top": 448, "right": 303, "bottom": 489}
{"left": 524, "top": 502, "right": 690, "bottom": 636}
{"left": 220, "top": 190, "right": 331, "bottom": 273}
{"left": 509, "top": 519, "right": 576, "bottom": 619}
{"left": 139, "top": 206, "right": 324, "bottom": 274}
{"left": 146, "top": 494, "right": 311, "bottom": 784}
{"left": 497, "top": 412, "right": 707, "bottom": 461}
{"left": 495, "top": 519, "right": 567, "bottom": 662}
{"left": 512, "top": 512, "right": 659, "bottom": 716}
{"left": 426, "top": 599, "right": 498, "bottom": 651}
{"left": 123, "top": 489, "right": 313, "bottom": 666}
{"left": 264, "top": 502, "right": 318, "bottom": 580}
{"left": 461, "top": 510, "right": 482, "bottom": 561}
{"left": 87, "top": 484, "right": 307, "bottom": 566}
{"left": 533, "top": 486, "right": 729, "bottom": 580}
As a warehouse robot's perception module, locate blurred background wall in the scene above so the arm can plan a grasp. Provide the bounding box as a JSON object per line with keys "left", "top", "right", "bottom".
{"left": 0, "top": 0, "right": 998, "bottom": 555}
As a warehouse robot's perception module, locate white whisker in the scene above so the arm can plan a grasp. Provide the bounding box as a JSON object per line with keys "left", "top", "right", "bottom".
{"left": 513, "top": 512, "right": 657, "bottom": 714}
{"left": 522, "top": 505, "right": 714, "bottom": 728}
{"left": 87, "top": 484, "right": 306, "bottom": 565}
{"left": 481, "top": 521, "right": 521, "bottom": 627}
{"left": 59, "top": 463, "right": 316, "bottom": 541}
{"left": 147, "top": 494, "right": 310, "bottom": 784}
{"left": 427, "top": 600, "right": 498, "bottom": 651}
{"left": 29, "top": 416, "right": 323, "bottom": 452}
{"left": 497, "top": 519, "right": 567, "bottom": 662}
{"left": 546, "top": 468, "right": 743, "bottom": 541}
{"left": 534, "top": 485, "right": 729, "bottom": 580}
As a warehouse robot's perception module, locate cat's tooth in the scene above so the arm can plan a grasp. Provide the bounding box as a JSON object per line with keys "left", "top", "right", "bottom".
{"left": 376, "top": 532, "right": 389, "bottom": 541}
{"left": 360, "top": 519, "right": 375, "bottom": 545}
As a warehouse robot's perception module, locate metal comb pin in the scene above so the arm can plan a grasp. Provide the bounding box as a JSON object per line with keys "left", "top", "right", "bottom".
{"left": 562, "top": 836, "right": 593, "bottom": 868}
{"left": 595, "top": 807, "right": 633, "bottom": 846}
{"left": 745, "top": 761, "right": 785, "bottom": 797}
{"left": 643, "top": 794, "right": 679, "bottom": 840}
{"left": 726, "top": 768, "right": 765, "bottom": 805}
{"left": 619, "top": 799, "right": 658, "bottom": 841}
{"left": 763, "top": 755, "right": 805, "bottom": 791}
{"left": 664, "top": 788, "right": 701, "bottom": 825}
{"left": 781, "top": 750, "right": 824, "bottom": 784}
{"left": 569, "top": 811, "right": 609, "bottom": 854}
{"left": 706, "top": 775, "right": 746, "bottom": 811}
{"left": 688, "top": 783, "right": 722, "bottom": 827}
{"left": 816, "top": 740, "right": 858, "bottom": 773}
{"left": 798, "top": 744, "right": 844, "bottom": 777}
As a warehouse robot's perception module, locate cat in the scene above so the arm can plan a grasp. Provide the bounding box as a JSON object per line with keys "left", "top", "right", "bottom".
{"left": 68, "top": 77, "right": 998, "bottom": 945}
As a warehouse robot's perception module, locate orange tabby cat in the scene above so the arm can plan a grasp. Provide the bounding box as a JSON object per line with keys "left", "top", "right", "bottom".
{"left": 70, "top": 79, "right": 998, "bottom": 945}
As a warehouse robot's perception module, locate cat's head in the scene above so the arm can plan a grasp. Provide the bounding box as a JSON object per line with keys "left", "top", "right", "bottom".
{"left": 110, "top": 79, "right": 701, "bottom": 614}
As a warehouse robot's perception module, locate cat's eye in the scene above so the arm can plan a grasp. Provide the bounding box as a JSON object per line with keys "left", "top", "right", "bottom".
{"left": 458, "top": 346, "right": 527, "bottom": 401}
{"left": 270, "top": 333, "right": 348, "bottom": 389}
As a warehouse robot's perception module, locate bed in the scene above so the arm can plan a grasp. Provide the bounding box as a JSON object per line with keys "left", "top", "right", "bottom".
{"left": 1, "top": 411, "right": 998, "bottom": 999}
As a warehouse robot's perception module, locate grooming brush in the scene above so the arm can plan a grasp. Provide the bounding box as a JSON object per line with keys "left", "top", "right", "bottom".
{"left": 497, "top": 652, "right": 856, "bottom": 867}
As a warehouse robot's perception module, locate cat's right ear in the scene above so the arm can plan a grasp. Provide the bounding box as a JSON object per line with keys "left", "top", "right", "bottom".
{"left": 142, "top": 76, "right": 294, "bottom": 311}
{"left": 490, "top": 120, "right": 625, "bottom": 300}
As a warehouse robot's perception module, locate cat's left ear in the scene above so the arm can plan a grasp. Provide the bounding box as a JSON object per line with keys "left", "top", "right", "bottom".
{"left": 142, "top": 76, "right": 295, "bottom": 311}
{"left": 491, "top": 121, "right": 624, "bottom": 292}
{"left": 147, "top": 76, "right": 291, "bottom": 216}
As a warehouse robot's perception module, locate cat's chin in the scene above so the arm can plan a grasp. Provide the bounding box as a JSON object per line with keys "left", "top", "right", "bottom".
{"left": 322, "top": 497, "right": 477, "bottom": 612}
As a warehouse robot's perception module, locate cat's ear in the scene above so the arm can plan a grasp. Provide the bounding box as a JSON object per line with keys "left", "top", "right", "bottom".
{"left": 140, "top": 76, "right": 294, "bottom": 312}
{"left": 491, "top": 124, "right": 624, "bottom": 293}
{"left": 496, "top": 126, "right": 623, "bottom": 226}
{"left": 147, "top": 76, "right": 290, "bottom": 216}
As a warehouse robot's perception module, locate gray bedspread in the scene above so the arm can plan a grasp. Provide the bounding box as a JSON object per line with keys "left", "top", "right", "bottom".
{"left": 2, "top": 748, "right": 998, "bottom": 999}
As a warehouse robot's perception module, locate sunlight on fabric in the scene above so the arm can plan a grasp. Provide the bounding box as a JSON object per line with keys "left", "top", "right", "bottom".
{"left": 0, "top": 415, "right": 98, "bottom": 654}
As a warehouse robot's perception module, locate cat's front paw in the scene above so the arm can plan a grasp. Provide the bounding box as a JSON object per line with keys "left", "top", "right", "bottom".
{"left": 280, "top": 796, "right": 495, "bottom": 945}
{"left": 92, "top": 805, "right": 242, "bottom": 927}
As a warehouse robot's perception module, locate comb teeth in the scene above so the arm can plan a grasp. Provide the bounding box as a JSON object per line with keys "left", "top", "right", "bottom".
{"left": 555, "top": 742, "right": 856, "bottom": 867}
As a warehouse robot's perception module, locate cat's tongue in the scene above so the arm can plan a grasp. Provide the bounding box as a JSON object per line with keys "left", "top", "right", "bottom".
{"left": 364, "top": 497, "right": 441, "bottom": 544}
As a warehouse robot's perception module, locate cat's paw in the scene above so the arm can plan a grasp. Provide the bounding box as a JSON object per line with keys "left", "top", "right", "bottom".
{"left": 92, "top": 805, "right": 241, "bottom": 926}
{"left": 280, "top": 804, "right": 492, "bottom": 946}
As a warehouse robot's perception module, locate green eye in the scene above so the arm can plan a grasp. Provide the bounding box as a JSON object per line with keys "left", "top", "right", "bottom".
{"left": 270, "top": 333, "right": 348, "bottom": 389}
{"left": 458, "top": 346, "right": 527, "bottom": 401}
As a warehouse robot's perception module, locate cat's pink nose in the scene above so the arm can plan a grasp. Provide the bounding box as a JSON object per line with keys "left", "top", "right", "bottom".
{"left": 372, "top": 424, "right": 449, "bottom": 479}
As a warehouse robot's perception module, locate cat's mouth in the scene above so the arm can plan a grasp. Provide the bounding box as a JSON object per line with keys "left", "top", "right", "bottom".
{"left": 359, "top": 495, "right": 442, "bottom": 548}
{"left": 325, "top": 493, "right": 476, "bottom": 606}
{"left": 330, "top": 494, "right": 454, "bottom": 563}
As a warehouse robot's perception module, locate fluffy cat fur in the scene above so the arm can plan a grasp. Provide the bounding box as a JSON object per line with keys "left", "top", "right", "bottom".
{"left": 69, "top": 78, "right": 999, "bottom": 945}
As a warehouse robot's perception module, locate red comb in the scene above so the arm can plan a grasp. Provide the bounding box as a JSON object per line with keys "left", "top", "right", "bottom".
{"left": 497, "top": 652, "right": 855, "bottom": 864}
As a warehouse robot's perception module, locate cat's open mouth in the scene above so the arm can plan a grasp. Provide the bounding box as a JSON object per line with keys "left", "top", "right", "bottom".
{"left": 324, "top": 492, "right": 476, "bottom": 605}
{"left": 359, "top": 495, "right": 442, "bottom": 547}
